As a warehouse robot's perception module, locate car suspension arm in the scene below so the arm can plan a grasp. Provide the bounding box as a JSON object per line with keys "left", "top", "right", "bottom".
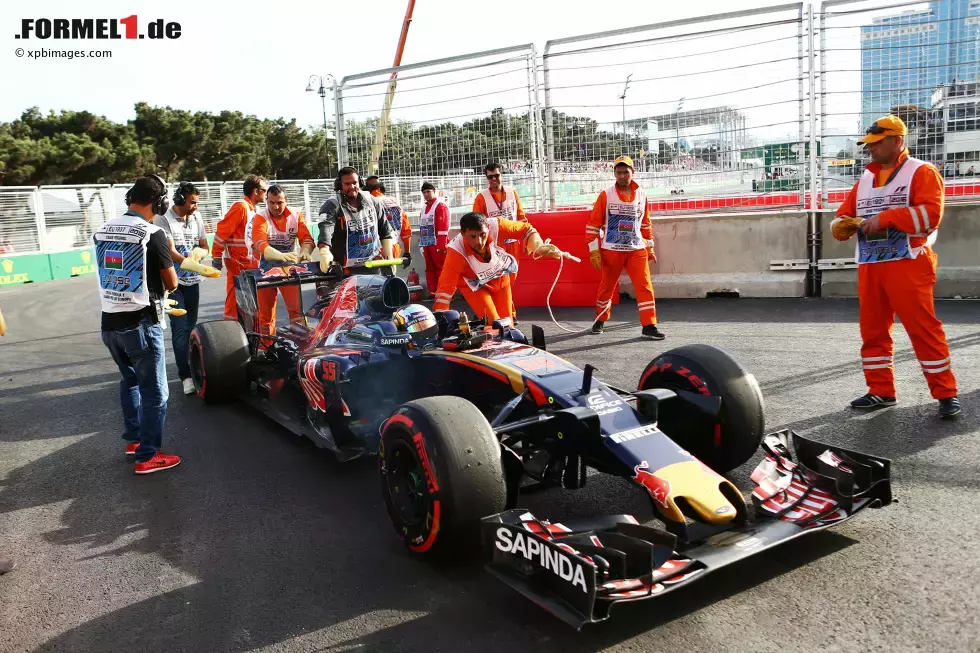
{"left": 491, "top": 388, "right": 530, "bottom": 429}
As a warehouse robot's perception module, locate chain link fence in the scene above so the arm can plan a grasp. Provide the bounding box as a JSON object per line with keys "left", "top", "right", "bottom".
{"left": 819, "top": 0, "right": 980, "bottom": 207}
{"left": 335, "top": 44, "right": 545, "bottom": 216}
{"left": 3, "top": 1, "right": 979, "bottom": 258}
{"left": 543, "top": 4, "right": 811, "bottom": 213}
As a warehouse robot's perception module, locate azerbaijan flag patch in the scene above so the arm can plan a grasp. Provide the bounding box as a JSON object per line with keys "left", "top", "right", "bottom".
{"left": 105, "top": 250, "right": 123, "bottom": 270}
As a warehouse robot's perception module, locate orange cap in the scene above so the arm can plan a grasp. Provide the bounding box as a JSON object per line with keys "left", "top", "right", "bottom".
{"left": 857, "top": 115, "right": 907, "bottom": 144}
{"left": 613, "top": 155, "right": 634, "bottom": 169}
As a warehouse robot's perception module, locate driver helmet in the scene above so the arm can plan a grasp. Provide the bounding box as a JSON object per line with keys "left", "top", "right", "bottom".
{"left": 392, "top": 304, "right": 439, "bottom": 349}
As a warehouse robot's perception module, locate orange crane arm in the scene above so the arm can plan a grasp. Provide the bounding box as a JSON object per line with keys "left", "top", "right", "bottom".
{"left": 370, "top": 0, "right": 416, "bottom": 174}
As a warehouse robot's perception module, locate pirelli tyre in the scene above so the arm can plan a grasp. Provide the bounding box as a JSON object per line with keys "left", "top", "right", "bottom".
{"left": 380, "top": 396, "right": 506, "bottom": 559}
{"left": 637, "top": 344, "right": 765, "bottom": 474}
{"left": 188, "top": 320, "right": 250, "bottom": 404}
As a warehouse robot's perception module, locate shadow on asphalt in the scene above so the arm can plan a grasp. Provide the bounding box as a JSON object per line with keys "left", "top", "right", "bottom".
{"left": 760, "top": 331, "right": 980, "bottom": 396}
{"left": 5, "top": 430, "right": 858, "bottom": 653}
{"left": 1, "top": 287, "right": 975, "bottom": 652}
{"left": 774, "top": 387, "right": 980, "bottom": 464}
{"left": 319, "top": 529, "right": 858, "bottom": 652}
{"left": 0, "top": 406, "right": 869, "bottom": 653}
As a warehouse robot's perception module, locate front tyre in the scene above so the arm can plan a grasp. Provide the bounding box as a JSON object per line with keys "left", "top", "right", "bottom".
{"left": 638, "top": 344, "right": 765, "bottom": 473}
{"left": 380, "top": 396, "right": 506, "bottom": 559}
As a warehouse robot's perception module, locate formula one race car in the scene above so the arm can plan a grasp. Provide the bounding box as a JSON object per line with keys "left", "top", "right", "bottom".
{"left": 189, "top": 260, "right": 893, "bottom": 629}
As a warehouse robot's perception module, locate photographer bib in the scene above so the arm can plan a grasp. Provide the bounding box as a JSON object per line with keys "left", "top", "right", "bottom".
{"left": 93, "top": 211, "right": 159, "bottom": 314}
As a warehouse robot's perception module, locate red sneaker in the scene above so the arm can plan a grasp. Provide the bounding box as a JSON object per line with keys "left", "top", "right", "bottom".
{"left": 134, "top": 453, "right": 181, "bottom": 475}
{"left": 125, "top": 443, "right": 138, "bottom": 456}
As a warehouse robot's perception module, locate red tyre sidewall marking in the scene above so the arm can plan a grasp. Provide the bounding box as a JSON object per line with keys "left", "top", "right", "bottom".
{"left": 383, "top": 413, "right": 442, "bottom": 553}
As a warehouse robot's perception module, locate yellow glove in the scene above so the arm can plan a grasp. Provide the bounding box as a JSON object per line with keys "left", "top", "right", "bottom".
{"left": 163, "top": 293, "right": 187, "bottom": 317}
{"left": 589, "top": 250, "right": 602, "bottom": 271}
{"left": 180, "top": 257, "right": 221, "bottom": 278}
{"left": 831, "top": 216, "right": 864, "bottom": 241}
{"left": 263, "top": 245, "right": 298, "bottom": 264}
{"left": 0, "top": 307, "right": 6, "bottom": 336}
{"left": 318, "top": 246, "right": 334, "bottom": 273}
{"left": 298, "top": 243, "right": 315, "bottom": 263}
{"left": 189, "top": 247, "right": 210, "bottom": 263}
{"left": 533, "top": 238, "right": 562, "bottom": 260}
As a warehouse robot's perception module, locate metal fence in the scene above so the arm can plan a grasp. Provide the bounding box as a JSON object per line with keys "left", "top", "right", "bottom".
{"left": 819, "top": 0, "right": 980, "bottom": 206}
{"left": 329, "top": 0, "right": 979, "bottom": 213}
{"left": 335, "top": 44, "right": 546, "bottom": 212}
{"left": 0, "top": 180, "right": 335, "bottom": 256}
{"left": 542, "top": 3, "right": 811, "bottom": 212}
{"left": 3, "top": 1, "right": 980, "bottom": 257}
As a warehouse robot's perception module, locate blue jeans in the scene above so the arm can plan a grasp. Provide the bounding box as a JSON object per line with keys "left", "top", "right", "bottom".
{"left": 167, "top": 283, "right": 200, "bottom": 379}
{"left": 101, "top": 317, "right": 169, "bottom": 463}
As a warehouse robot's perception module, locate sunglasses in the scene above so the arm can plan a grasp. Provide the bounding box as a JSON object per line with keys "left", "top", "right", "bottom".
{"left": 486, "top": 174, "right": 501, "bottom": 179}
{"left": 865, "top": 123, "right": 888, "bottom": 135}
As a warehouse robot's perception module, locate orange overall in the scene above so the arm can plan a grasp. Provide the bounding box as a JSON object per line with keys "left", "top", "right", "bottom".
{"left": 249, "top": 207, "right": 314, "bottom": 346}
{"left": 473, "top": 187, "right": 527, "bottom": 318}
{"left": 587, "top": 182, "right": 657, "bottom": 326}
{"left": 432, "top": 218, "right": 533, "bottom": 322}
{"left": 212, "top": 198, "right": 259, "bottom": 321}
{"left": 833, "top": 149, "right": 957, "bottom": 400}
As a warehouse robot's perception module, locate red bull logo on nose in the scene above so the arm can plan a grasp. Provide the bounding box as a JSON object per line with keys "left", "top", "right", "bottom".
{"left": 633, "top": 460, "right": 671, "bottom": 509}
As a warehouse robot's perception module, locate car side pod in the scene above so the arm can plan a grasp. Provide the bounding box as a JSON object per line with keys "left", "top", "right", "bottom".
{"left": 480, "top": 430, "right": 893, "bottom": 630}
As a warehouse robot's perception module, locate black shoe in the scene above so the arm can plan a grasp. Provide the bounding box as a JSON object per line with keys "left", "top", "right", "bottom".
{"left": 938, "top": 397, "right": 961, "bottom": 419}
{"left": 850, "top": 393, "right": 897, "bottom": 409}
{"left": 591, "top": 319, "right": 604, "bottom": 334}
{"left": 642, "top": 325, "right": 665, "bottom": 340}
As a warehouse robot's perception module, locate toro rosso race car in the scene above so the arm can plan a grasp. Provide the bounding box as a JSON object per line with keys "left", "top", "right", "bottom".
{"left": 189, "top": 261, "right": 893, "bottom": 629}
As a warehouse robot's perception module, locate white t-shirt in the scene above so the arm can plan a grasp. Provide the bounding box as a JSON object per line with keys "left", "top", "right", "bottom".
{"left": 156, "top": 208, "right": 206, "bottom": 285}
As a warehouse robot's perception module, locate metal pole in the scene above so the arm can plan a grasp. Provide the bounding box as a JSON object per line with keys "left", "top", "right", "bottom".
{"left": 797, "top": 3, "right": 805, "bottom": 198}
{"left": 542, "top": 47, "right": 557, "bottom": 210}
{"left": 807, "top": 4, "right": 821, "bottom": 298}
{"left": 34, "top": 187, "right": 48, "bottom": 253}
{"left": 819, "top": 5, "right": 828, "bottom": 208}
{"left": 528, "top": 46, "right": 547, "bottom": 212}
{"left": 334, "top": 80, "right": 346, "bottom": 170}
{"left": 619, "top": 74, "right": 632, "bottom": 155}
{"left": 319, "top": 85, "right": 328, "bottom": 134}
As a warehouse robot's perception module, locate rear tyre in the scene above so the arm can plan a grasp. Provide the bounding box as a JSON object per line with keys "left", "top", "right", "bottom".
{"left": 638, "top": 344, "right": 764, "bottom": 473}
{"left": 189, "top": 320, "right": 250, "bottom": 404}
{"left": 380, "top": 396, "right": 506, "bottom": 559}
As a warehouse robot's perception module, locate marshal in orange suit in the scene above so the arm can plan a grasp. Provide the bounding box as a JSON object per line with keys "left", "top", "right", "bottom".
{"left": 433, "top": 212, "right": 561, "bottom": 321}
{"left": 212, "top": 175, "right": 267, "bottom": 321}
{"left": 831, "top": 115, "right": 960, "bottom": 419}
{"left": 586, "top": 156, "right": 664, "bottom": 340}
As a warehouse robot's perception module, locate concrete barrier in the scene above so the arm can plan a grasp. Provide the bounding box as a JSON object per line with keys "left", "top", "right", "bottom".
{"left": 10, "top": 205, "right": 975, "bottom": 301}
{"left": 360, "top": 212, "right": 812, "bottom": 301}
{"left": 819, "top": 203, "right": 980, "bottom": 298}
{"left": 621, "top": 212, "right": 809, "bottom": 299}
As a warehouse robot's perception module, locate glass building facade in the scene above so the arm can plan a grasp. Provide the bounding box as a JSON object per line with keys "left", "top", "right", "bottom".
{"left": 861, "top": 0, "right": 980, "bottom": 127}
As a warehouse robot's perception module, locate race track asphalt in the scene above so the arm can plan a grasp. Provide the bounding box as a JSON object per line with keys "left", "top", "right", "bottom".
{"left": 1, "top": 275, "right": 978, "bottom": 653}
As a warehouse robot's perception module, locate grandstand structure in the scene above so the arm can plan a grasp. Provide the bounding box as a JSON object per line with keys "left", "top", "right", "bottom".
{"left": 612, "top": 106, "right": 749, "bottom": 171}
